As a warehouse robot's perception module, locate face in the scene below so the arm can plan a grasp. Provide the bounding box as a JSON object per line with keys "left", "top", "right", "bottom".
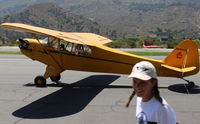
{"left": 132, "top": 78, "right": 155, "bottom": 101}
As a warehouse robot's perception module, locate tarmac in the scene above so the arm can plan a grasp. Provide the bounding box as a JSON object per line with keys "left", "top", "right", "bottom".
{"left": 0, "top": 54, "right": 200, "bottom": 124}
{"left": 0, "top": 46, "right": 19, "bottom": 52}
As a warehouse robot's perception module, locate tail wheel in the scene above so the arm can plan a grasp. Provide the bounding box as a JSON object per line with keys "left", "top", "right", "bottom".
{"left": 50, "top": 74, "right": 61, "bottom": 82}
{"left": 188, "top": 81, "right": 195, "bottom": 89}
{"left": 34, "top": 75, "right": 47, "bottom": 87}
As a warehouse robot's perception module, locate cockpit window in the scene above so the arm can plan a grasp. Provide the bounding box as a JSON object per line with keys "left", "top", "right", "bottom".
{"left": 51, "top": 39, "right": 59, "bottom": 48}
{"left": 41, "top": 37, "right": 91, "bottom": 55}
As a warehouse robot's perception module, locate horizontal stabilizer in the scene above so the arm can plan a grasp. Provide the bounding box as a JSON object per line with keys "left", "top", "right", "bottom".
{"left": 161, "top": 64, "right": 196, "bottom": 73}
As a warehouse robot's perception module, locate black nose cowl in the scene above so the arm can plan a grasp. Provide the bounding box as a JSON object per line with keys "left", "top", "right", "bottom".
{"left": 18, "top": 38, "right": 29, "bottom": 49}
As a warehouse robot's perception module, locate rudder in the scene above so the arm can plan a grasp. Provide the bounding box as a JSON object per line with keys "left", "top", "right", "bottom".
{"left": 163, "top": 39, "right": 199, "bottom": 74}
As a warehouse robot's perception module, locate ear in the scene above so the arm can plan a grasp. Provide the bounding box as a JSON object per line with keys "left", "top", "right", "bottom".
{"left": 132, "top": 78, "right": 135, "bottom": 88}
{"left": 150, "top": 78, "right": 157, "bottom": 87}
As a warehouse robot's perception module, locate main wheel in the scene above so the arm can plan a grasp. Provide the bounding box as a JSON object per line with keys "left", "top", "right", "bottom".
{"left": 34, "top": 75, "right": 47, "bottom": 87}
{"left": 50, "top": 74, "right": 61, "bottom": 82}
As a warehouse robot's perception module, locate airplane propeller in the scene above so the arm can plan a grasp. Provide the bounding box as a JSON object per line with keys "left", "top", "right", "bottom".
{"left": 18, "top": 38, "right": 29, "bottom": 49}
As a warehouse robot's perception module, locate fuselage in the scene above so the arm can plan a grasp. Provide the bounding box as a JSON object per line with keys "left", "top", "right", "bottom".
{"left": 18, "top": 38, "right": 199, "bottom": 78}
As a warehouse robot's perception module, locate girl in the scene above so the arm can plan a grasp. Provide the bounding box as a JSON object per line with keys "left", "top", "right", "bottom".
{"left": 126, "top": 61, "right": 177, "bottom": 124}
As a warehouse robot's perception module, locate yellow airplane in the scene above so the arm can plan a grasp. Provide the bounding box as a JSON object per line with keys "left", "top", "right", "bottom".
{"left": 1, "top": 23, "right": 199, "bottom": 88}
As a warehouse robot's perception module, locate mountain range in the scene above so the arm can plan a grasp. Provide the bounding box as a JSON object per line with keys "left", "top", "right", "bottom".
{"left": 0, "top": 2, "right": 120, "bottom": 43}
{"left": 1, "top": 0, "right": 200, "bottom": 43}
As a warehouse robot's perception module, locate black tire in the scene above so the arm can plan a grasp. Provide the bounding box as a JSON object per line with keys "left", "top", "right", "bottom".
{"left": 34, "top": 75, "right": 47, "bottom": 87}
{"left": 50, "top": 74, "right": 61, "bottom": 82}
{"left": 188, "top": 81, "right": 195, "bottom": 89}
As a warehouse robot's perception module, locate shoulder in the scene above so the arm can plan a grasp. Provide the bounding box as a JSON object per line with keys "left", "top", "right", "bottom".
{"left": 157, "top": 98, "right": 173, "bottom": 112}
{"left": 150, "top": 97, "right": 175, "bottom": 118}
{"left": 158, "top": 99, "right": 176, "bottom": 120}
{"left": 156, "top": 98, "right": 177, "bottom": 123}
{"left": 160, "top": 98, "right": 174, "bottom": 111}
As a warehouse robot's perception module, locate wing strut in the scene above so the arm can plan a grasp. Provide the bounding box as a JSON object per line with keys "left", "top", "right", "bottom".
{"left": 32, "top": 34, "right": 64, "bottom": 71}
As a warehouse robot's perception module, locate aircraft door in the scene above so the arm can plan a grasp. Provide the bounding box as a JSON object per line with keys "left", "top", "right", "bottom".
{"left": 60, "top": 40, "right": 92, "bottom": 70}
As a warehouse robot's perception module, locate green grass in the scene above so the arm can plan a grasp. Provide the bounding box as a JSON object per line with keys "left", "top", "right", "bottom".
{"left": 0, "top": 51, "right": 21, "bottom": 54}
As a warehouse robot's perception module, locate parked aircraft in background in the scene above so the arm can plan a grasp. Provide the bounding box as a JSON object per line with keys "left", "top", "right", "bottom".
{"left": 143, "top": 40, "right": 162, "bottom": 48}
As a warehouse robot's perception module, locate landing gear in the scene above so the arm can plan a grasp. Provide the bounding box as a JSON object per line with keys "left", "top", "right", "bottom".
{"left": 34, "top": 74, "right": 61, "bottom": 87}
{"left": 34, "top": 65, "right": 63, "bottom": 87}
{"left": 181, "top": 78, "right": 195, "bottom": 89}
{"left": 34, "top": 75, "right": 47, "bottom": 87}
{"left": 50, "top": 74, "right": 61, "bottom": 82}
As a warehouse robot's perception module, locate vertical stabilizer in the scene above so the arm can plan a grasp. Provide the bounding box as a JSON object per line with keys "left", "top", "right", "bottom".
{"left": 163, "top": 39, "right": 199, "bottom": 76}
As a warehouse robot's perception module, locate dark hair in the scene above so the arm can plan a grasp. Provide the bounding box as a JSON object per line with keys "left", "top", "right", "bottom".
{"left": 125, "top": 90, "right": 135, "bottom": 107}
{"left": 151, "top": 78, "right": 164, "bottom": 106}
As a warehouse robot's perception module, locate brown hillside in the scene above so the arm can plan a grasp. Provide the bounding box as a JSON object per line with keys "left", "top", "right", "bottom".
{"left": 0, "top": 2, "right": 121, "bottom": 43}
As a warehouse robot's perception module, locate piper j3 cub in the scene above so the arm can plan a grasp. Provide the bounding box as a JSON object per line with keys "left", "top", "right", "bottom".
{"left": 1, "top": 23, "right": 199, "bottom": 88}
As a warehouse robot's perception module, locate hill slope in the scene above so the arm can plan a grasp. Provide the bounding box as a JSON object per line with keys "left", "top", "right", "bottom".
{"left": 0, "top": 2, "right": 120, "bottom": 43}
{"left": 0, "top": 0, "right": 200, "bottom": 38}
{"left": 60, "top": 0, "right": 200, "bottom": 36}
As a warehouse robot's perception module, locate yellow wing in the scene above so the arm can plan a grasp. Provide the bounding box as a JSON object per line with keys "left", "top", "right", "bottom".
{"left": 1, "top": 23, "right": 112, "bottom": 46}
{"left": 68, "top": 33, "right": 112, "bottom": 45}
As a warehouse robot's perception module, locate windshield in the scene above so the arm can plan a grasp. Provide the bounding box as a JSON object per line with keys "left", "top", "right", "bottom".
{"left": 40, "top": 37, "right": 48, "bottom": 44}
{"left": 41, "top": 37, "right": 58, "bottom": 48}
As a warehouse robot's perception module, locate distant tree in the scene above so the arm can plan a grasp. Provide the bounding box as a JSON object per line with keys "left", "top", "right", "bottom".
{"left": 155, "top": 27, "right": 163, "bottom": 36}
{"left": 110, "top": 30, "right": 117, "bottom": 39}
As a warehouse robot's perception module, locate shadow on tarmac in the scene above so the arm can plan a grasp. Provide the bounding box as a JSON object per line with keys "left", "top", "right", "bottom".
{"left": 12, "top": 75, "right": 120, "bottom": 119}
{"left": 168, "top": 84, "right": 200, "bottom": 94}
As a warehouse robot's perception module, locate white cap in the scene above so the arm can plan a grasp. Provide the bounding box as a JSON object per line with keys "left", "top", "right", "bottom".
{"left": 128, "top": 61, "right": 157, "bottom": 80}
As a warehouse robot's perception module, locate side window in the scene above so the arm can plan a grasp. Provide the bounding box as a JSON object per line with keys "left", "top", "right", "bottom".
{"left": 60, "top": 40, "right": 69, "bottom": 51}
{"left": 59, "top": 40, "right": 92, "bottom": 55}
{"left": 73, "top": 44, "right": 92, "bottom": 55}
{"left": 65, "top": 42, "right": 91, "bottom": 55}
{"left": 51, "top": 39, "right": 59, "bottom": 49}
{"left": 65, "top": 42, "right": 74, "bottom": 52}
{"left": 79, "top": 45, "right": 92, "bottom": 55}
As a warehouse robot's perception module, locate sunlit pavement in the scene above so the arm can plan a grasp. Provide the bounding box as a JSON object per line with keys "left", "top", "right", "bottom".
{"left": 0, "top": 55, "right": 200, "bottom": 124}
